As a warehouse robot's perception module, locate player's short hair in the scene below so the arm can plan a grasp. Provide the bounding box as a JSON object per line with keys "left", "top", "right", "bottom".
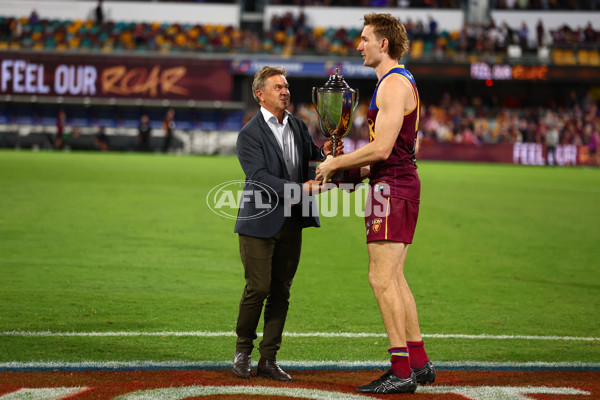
{"left": 252, "top": 66, "right": 287, "bottom": 104}
{"left": 363, "top": 13, "right": 410, "bottom": 60}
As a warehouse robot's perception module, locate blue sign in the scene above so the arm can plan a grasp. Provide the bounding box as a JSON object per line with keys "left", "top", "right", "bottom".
{"left": 231, "top": 59, "right": 375, "bottom": 78}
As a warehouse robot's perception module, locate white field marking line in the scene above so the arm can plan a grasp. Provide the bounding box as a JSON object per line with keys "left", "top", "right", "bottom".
{"left": 2, "top": 360, "right": 599, "bottom": 371}
{"left": 1, "top": 330, "right": 599, "bottom": 341}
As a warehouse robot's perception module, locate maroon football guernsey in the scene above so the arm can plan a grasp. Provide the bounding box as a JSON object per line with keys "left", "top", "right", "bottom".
{"left": 367, "top": 65, "right": 420, "bottom": 203}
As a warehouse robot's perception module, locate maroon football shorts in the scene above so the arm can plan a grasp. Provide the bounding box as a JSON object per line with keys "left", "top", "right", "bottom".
{"left": 364, "top": 188, "right": 419, "bottom": 244}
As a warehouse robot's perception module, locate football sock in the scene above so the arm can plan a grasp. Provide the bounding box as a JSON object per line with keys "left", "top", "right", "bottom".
{"left": 407, "top": 340, "right": 430, "bottom": 369}
{"left": 389, "top": 347, "right": 411, "bottom": 379}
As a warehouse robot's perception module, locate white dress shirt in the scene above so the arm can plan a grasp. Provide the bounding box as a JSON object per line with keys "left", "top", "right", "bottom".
{"left": 260, "top": 107, "right": 299, "bottom": 182}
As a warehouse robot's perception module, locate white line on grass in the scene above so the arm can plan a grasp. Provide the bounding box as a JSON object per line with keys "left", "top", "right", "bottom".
{"left": 1, "top": 360, "right": 599, "bottom": 372}
{"left": 1, "top": 331, "right": 598, "bottom": 341}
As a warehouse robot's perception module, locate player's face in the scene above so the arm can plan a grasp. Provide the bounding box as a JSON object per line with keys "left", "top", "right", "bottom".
{"left": 357, "top": 25, "right": 382, "bottom": 68}
{"left": 256, "top": 74, "right": 290, "bottom": 117}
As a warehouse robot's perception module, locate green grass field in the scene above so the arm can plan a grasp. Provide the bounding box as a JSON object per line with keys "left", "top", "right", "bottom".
{"left": 0, "top": 150, "right": 598, "bottom": 364}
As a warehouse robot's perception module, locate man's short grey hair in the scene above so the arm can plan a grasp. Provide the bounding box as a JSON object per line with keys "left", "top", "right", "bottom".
{"left": 252, "top": 66, "right": 287, "bottom": 104}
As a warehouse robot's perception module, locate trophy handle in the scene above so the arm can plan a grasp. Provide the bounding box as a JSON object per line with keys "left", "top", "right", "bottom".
{"left": 331, "top": 136, "right": 338, "bottom": 157}
{"left": 353, "top": 90, "right": 359, "bottom": 112}
{"left": 312, "top": 87, "right": 329, "bottom": 151}
{"left": 312, "top": 87, "right": 323, "bottom": 121}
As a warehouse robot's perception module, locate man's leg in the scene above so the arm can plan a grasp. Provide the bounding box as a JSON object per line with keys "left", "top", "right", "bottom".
{"left": 236, "top": 234, "right": 275, "bottom": 354}
{"left": 260, "top": 218, "right": 302, "bottom": 360}
{"left": 256, "top": 217, "right": 302, "bottom": 381}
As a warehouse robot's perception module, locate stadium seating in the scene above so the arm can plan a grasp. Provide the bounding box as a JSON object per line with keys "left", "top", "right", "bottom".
{"left": 552, "top": 48, "right": 577, "bottom": 65}
{"left": 0, "top": 12, "right": 597, "bottom": 63}
{"left": 0, "top": 4, "right": 598, "bottom": 154}
{"left": 577, "top": 48, "right": 600, "bottom": 66}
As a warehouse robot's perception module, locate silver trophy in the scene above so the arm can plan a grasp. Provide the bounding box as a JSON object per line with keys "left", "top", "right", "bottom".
{"left": 312, "top": 67, "right": 359, "bottom": 157}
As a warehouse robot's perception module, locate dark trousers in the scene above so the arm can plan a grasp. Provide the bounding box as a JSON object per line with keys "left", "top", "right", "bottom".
{"left": 235, "top": 215, "right": 302, "bottom": 360}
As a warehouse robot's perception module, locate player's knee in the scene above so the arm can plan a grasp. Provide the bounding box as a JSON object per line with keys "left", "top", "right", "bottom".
{"left": 368, "top": 267, "right": 391, "bottom": 293}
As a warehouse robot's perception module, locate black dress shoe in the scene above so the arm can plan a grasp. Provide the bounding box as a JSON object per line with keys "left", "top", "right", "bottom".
{"left": 257, "top": 357, "right": 291, "bottom": 381}
{"left": 232, "top": 351, "right": 252, "bottom": 378}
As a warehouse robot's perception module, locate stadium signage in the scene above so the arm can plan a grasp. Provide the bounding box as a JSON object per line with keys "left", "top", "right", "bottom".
{"left": 513, "top": 143, "right": 577, "bottom": 166}
{"left": 401, "top": 141, "right": 586, "bottom": 166}
{"left": 470, "top": 62, "right": 548, "bottom": 81}
{"left": 231, "top": 59, "right": 375, "bottom": 78}
{"left": 101, "top": 65, "right": 188, "bottom": 97}
{"left": 1, "top": 59, "right": 97, "bottom": 96}
{"left": 0, "top": 52, "right": 231, "bottom": 101}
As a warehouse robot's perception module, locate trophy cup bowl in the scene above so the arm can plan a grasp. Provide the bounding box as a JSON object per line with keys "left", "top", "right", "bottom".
{"left": 310, "top": 67, "right": 359, "bottom": 183}
{"left": 312, "top": 67, "right": 359, "bottom": 157}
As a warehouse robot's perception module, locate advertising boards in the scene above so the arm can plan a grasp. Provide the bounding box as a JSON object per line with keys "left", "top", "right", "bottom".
{"left": 0, "top": 52, "right": 232, "bottom": 101}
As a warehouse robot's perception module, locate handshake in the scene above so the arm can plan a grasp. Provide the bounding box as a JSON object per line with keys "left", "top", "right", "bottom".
{"left": 304, "top": 138, "right": 369, "bottom": 195}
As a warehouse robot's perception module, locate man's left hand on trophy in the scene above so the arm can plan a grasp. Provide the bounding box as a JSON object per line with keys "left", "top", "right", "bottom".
{"left": 323, "top": 137, "right": 344, "bottom": 157}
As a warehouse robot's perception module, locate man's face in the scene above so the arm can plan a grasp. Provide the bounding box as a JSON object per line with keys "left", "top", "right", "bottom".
{"left": 357, "top": 25, "right": 382, "bottom": 68}
{"left": 257, "top": 74, "right": 290, "bottom": 116}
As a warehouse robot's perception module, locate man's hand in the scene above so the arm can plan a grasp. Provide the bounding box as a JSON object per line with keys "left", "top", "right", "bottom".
{"left": 360, "top": 165, "right": 370, "bottom": 179}
{"left": 303, "top": 179, "right": 336, "bottom": 195}
{"left": 323, "top": 138, "right": 344, "bottom": 157}
{"left": 302, "top": 179, "right": 323, "bottom": 195}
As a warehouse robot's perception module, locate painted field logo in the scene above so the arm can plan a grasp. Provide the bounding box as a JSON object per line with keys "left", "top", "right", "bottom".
{"left": 0, "top": 384, "right": 591, "bottom": 400}
{"left": 206, "top": 180, "right": 278, "bottom": 220}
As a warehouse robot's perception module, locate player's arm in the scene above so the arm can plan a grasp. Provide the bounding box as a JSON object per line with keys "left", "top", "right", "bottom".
{"left": 315, "top": 75, "right": 412, "bottom": 181}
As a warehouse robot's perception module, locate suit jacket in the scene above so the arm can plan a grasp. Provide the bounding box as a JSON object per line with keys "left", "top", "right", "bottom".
{"left": 235, "top": 110, "right": 323, "bottom": 238}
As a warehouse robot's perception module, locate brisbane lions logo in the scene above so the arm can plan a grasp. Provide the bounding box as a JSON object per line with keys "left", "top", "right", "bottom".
{"left": 368, "top": 118, "right": 375, "bottom": 142}
{"left": 371, "top": 218, "right": 383, "bottom": 233}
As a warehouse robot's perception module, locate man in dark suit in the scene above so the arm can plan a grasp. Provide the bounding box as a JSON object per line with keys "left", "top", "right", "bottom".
{"left": 232, "top": 66, "right": 333, "bottom": 381}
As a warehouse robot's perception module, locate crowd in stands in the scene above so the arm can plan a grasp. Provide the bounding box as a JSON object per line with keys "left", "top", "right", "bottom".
{"left": 246, "top": 89, "right": 599, "bottom": 155}
{"left": 416, "top": 90, "right": 600, "bottom": 166}
{"left": 258, "top": 0, "right": 597, "bottom": 8}
{"left": 266, "top": 0, "right": 460, "bottom": 7}
{"left": 0, "top": 13, "right": 248, "bottom": 53}
{"left": 416, "top": 90, "right": 599, "bottom": 149}
{"left": 1, "top": 7, "right": 598, "bottom": 60}
{"left": 266, "top": 11, "right": 600, "bottom": 61}
{"left": 94, "top": 0, "right": 598, "bottom": 9}
{"left": 1, "top": 4, "right": 598, "bottom": 162}
{"left": 493, "top": 0, "right": 600, "bottom": 9}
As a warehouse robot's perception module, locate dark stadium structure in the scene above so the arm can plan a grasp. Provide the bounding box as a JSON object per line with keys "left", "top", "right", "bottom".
{"left": 0, "top": 0, "right": 598, "bottom": 162}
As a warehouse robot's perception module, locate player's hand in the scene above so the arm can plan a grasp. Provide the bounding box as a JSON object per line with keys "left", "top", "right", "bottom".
{"left": 315, "top": 155, "right": 336, "bottom": 183}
